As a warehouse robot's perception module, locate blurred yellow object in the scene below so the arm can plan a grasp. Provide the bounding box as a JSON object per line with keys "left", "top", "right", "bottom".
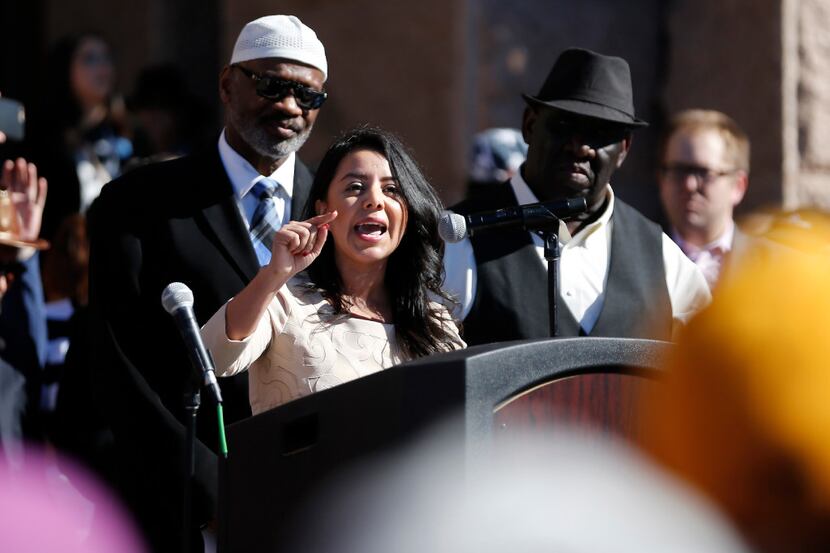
{"left": 642, "top": 216, "right": 830, "bottom": 552}
{"left": 741, "top": 208, "right": 830, "bottom": 255}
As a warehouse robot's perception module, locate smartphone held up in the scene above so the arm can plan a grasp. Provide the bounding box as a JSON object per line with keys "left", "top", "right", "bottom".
{"left": 0, "top": 97, "right": 25, "bottom": 142}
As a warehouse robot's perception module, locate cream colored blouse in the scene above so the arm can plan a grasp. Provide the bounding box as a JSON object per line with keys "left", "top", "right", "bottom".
{"left": 201, "top": 279, "right": 465, "bottom": 415}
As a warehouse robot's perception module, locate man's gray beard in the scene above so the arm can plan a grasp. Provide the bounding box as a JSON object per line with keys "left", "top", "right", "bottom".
{"left": 229, "top": 110, "right": 313, "bottom": 160}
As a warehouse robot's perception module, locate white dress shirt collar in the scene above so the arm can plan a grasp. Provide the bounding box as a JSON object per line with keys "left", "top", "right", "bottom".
{"left": 671, "top": 220, "right": 735, "bottom": 260}
{"left": 217, "top": 130, "right": 295, "bottom": 200}
{"left": 671, "top": 220, "right": 734, "bottom": 288}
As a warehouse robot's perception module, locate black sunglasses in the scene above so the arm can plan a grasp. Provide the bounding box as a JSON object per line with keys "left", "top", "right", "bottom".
{"left": 232, "top": 65, "right": 327, "bottom": 110}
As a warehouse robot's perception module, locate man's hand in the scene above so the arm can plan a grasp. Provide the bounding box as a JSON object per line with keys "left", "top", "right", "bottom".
{"left": 1, "top": 158, "right": 48, "bottom": 243}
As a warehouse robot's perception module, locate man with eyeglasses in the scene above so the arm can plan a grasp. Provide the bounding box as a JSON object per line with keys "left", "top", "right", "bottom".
{"left": 444, "top": 49, "right": 710, "bottom": 344}
{"left": 86, "top": 15, "right": 328, "bottom": 550}
{"left": 657, "top": 110, "right": 761, "bottom": 288}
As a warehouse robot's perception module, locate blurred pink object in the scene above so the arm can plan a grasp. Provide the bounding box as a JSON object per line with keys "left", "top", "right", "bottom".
{"left": 0, "top": 447, "right": 146, "bottom": 553}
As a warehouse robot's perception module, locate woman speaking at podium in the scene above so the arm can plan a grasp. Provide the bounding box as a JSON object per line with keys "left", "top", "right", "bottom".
{"left": 201, "top": 127, "right": 465, "bottom": 415}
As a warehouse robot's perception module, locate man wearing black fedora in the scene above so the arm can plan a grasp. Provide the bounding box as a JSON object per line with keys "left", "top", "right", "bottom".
{"left": 444, "top": 48, "right": 710, "bottom": 345}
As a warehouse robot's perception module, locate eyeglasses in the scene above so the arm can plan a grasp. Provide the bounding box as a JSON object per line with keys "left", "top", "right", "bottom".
{"left": 232, "top": 65, "right": 327, "bottom": 110}
{"left": 660, "top": 164, "right": 738, "bottom": 186}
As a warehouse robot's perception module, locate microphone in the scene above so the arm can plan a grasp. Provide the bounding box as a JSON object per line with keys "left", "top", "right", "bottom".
{"left": 439, "top": 197, "right": 587, "bottom": 243}
{"left": 161, "top": 282, "right": 223, "bottom": 404}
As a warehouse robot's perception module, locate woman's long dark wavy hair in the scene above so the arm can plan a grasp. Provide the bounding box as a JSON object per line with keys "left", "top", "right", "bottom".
{"left": 303, "top": 127, "right": 460, "bottom": 359}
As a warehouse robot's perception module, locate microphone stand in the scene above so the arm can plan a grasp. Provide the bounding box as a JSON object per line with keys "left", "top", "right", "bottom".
{"left": 182, "top": 375, "right": 200, "bottom": 553}
{"left": 543, "top": 229, "right": 561, "bottom": 338}
{"left": 530, "top": 218, "right": 562, "bottom": 338}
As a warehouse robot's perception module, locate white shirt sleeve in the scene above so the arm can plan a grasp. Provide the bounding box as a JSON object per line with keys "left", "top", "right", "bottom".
{"left": 661, "top": 234, "right": 712, "bottom": 339}
{"left": 200, "top": 290, "right": 292, "bottom": 377}
{"left": 441, "top": 236, "right": 478, "bottom": 321}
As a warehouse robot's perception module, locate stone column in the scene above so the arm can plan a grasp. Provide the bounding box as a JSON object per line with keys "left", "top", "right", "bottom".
{"left": 792, "top": 0, "right": 830, "bottom": 209}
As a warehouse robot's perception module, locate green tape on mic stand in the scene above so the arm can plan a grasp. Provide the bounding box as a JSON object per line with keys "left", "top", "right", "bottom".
{"left": 217, "top": 404, "right": 228, "bottom": 458}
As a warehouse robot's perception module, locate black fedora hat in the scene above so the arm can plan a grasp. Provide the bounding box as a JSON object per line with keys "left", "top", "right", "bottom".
{"left": 522, "top": 48, "right": 648, "bottom": 128}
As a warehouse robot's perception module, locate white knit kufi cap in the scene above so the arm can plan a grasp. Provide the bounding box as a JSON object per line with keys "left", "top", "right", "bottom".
{"left": 231, "top": 15, "right": 328, "bottom": 81}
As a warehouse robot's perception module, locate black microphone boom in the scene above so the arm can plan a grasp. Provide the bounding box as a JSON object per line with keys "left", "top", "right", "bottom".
{"left": 439, "top": 197, "right": 587, "bottom": 243}
{"left": 161, "top": 282, "right": 223, "bottom": 404}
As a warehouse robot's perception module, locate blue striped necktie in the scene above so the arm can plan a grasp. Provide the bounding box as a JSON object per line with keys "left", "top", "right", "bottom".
{"left": 249, "top": 178, "right": 285, "bottom": 266}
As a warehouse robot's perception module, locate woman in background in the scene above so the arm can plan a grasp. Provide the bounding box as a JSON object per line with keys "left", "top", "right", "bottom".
{"left": 202, "top": 127, "right": 464, "bottom": 414}
{"left": 31, "top": 33, "right": 132, "bottom": 242}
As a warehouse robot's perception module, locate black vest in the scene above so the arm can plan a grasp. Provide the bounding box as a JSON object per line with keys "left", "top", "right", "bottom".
{"left": 452, "top": 182, "right": 672, "bottom": 345}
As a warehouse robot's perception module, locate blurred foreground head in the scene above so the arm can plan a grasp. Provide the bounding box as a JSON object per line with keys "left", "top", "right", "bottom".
{"left": 0, "top": 448, "right": 146, "bottom": 552}
{"left": 642, "top": 215, "right": 830, "bottom": 552}
{"left": 286, "top": 421, "right": 749, "bottom": 553}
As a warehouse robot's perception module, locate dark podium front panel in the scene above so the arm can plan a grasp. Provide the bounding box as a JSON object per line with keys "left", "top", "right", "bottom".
{"left": 219, "top": 337, "right": 671, "bottom": 553}
{"left": 493, "top": 372, "right": 661, "bottom": 446}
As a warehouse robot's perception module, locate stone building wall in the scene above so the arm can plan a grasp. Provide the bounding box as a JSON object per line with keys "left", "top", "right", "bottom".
{"left": 664, "top": 0, "right": 830, "bottom": 214}
{"left": 795, "top": 0, "right": 830, "bottom": 209}
{"left": 11, "top": 0, "right": 830, "bottom": 215}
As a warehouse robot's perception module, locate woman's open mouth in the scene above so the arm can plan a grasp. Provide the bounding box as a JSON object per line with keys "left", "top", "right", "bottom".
{"left": 354, "top": 221, "right": 388, "bottom": 242}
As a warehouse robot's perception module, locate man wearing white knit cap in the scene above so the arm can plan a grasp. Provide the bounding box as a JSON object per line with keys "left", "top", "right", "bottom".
{"left": 223, "top": 15, "right": 327, "bottom": 179}
{"left": 85, "top": 15, "right": 328, "bottom": 552}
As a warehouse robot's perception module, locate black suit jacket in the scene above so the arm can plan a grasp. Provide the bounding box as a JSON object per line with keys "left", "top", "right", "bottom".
{"left": 87, "top": 145, "right": 312, "bottom": 550}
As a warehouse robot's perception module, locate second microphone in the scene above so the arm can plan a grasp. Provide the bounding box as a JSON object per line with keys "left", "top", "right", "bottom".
{"left": 439, "top": 197, "right": 587, "bottom": 243}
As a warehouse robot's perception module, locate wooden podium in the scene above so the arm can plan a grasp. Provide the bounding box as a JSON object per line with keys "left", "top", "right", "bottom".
{"left": 218, "top": 337, "right": 670, "bottom": 552}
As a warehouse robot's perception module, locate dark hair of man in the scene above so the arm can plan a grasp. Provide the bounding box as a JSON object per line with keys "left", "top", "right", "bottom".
{"left": 303, "top": 126, "right": 460, "bottom": 359}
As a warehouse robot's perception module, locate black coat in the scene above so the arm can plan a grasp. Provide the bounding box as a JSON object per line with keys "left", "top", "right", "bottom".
{"left": 87, "top": 145, "right": 312, "bottom": 550}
